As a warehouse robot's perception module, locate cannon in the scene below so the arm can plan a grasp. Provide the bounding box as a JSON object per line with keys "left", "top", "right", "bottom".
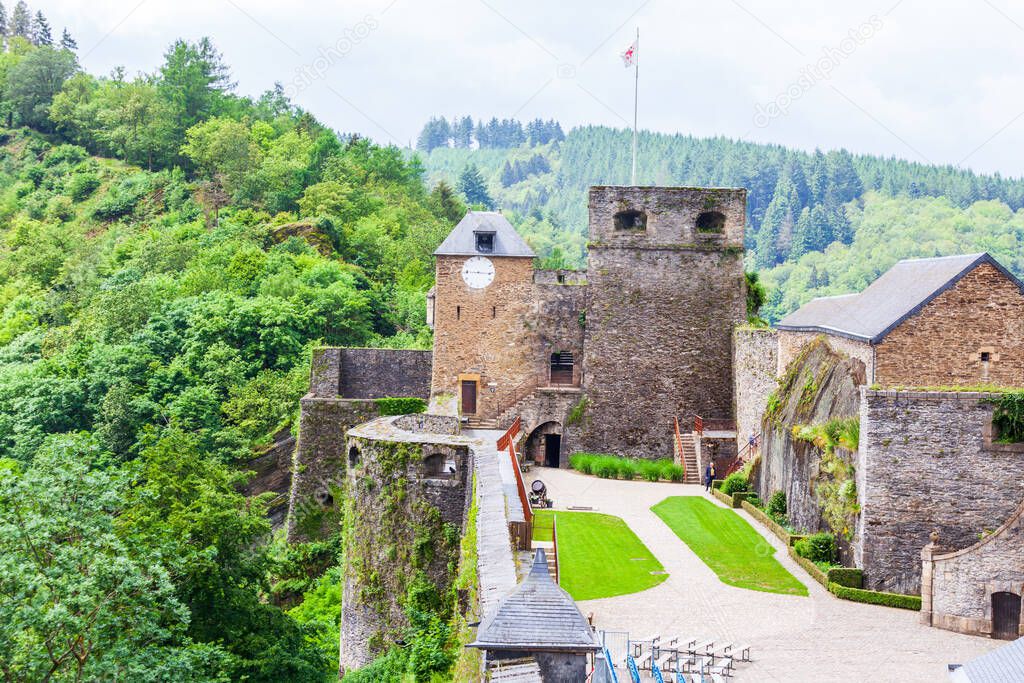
{"left": 529, "top": 479, "right": 552, "bottom": 509}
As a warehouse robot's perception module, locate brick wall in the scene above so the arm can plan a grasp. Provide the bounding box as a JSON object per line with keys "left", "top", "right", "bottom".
{"left": 578, "top": 186, "right": 746, "bottom": 459}
{"left": 778, "top": 330, "right": 873, "bottom": 383}
{"left": 874, "top": 263, "right": 1024, "bottom": 387}
{"left": 921, "top": 499, "right": 1024, "bottom": 638}
{"left": 857, "top": 389, "right": 1024, "bottom": 594}
{"left": 733, "top": 327, "right": 778, "bottom": 451}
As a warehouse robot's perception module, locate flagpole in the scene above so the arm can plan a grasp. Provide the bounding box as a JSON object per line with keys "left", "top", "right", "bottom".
{"left": 631, "top": 27, "right": 639, "bottom": 185}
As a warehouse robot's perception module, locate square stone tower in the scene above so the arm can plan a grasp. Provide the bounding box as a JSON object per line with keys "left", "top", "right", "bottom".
{"left": 575, "top": 186, "right": 747, "bottom": 458}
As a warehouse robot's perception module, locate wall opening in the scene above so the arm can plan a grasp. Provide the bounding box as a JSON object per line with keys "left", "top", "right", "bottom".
{"left": 314, "top": 488, "right": 334, "bottom": 507}
{"left": 550, "top": 351, "right": 574, "bottom": 385}
{"left": 525, "top": 421, "right": 564, "bottom": 467}
{"left": 348, "top": 445, "right": 360, "bottom": 468}
{"left": 424, "top": 452, "right": 456, "bottom": 478}
{"left": 474, "top": 230, "right": 495, "bottom": 253}
{"left": 456, "top": 305, "right": 461, "bottom": 320}
{"left": 613, "top": 209, "right": 647, "bottom": 231}
{"left": 696, "top": 211, "right": 726, "bottom": 233}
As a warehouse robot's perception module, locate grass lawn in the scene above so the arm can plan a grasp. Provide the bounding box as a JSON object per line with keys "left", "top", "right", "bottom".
{"left": 651, "top": 496, "right": 808, "bottom": 596}
{"left": 533, "top": 509, "right": 668, "bottom": 601}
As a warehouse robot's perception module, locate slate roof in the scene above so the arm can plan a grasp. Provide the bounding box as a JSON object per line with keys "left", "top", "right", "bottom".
{"left": 776, "top": 253, "right": 1024, "bottom": 344}
{"left": 469, "top": 549, "right": 600, "bottom": 653}
{"left": 949, "top": 637, "right": 1024, "bottom": 683}
{"left": 434, "top": 211, "right": 536, "bottom": 258}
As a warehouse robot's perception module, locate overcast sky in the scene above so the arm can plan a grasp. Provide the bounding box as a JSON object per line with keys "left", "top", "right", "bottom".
{"left": 42, "top": 0, "right": 1024, "bottom": 177}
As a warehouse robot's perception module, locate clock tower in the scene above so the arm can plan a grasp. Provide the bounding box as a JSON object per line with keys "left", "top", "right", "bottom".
{"left": 430, "top": 211, "right": 536, "bottom": 421}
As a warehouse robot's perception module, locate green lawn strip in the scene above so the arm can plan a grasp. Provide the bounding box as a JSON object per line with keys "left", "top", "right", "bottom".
{"left": 651, "top": 496, "right": 808, "bottom": 597}
{"left": 533, "top": 509, "right": 668, "bottom": 601}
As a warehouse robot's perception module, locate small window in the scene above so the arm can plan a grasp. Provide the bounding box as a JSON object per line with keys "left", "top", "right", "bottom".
{"left": 348, "top": 446, "right": 360, "bottom": 468}
{"left": 696, "top": 211, "right": 726, "bottom": 233}
{"left": 981, "top": 351, "right": 991, "bottom": 362}
{"left": 456, "top": 305, "right": 461, "bottom": 320}
{"left": 474, "top": 231, "right": 495, "bottom": 253}
{"left": 491, "top": 306, "right": 496, "bottom": 318}
{"left": 550, "top": 351, "right": 574, "bottom": 385}
{"left": 424, "top": 453, "right": 456, "bottom": 477}
{"left": 613, "top": 209, "right": 647, "bottom": 231}
{"left": 557, "top": 273, "right": 565, "bottom": 284}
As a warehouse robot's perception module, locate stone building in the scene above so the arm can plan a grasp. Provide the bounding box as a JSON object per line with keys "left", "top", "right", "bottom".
{"left": 776, "top": 253, "right": 1024, "bottom": 387}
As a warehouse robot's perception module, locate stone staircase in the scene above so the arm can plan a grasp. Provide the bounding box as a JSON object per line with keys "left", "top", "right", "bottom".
{"left": 466, "top": 416, "right": 502, "bottom": 430}
{"left": 532, "top": 540, "right": 559, "bottom": 581}
{"left": 676, "top": 431, "right": 700, "bottom": 484}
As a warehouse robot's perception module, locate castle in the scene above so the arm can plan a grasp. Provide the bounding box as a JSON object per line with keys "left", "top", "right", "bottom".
{"left": 284, "top": 184, "right": 1024, "bottom": 671}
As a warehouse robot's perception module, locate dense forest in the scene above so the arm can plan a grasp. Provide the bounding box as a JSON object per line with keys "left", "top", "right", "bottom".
{"left": 420, "top": 120, "right": 1024, "bottom": 321}
{"left": 0, "top": 7, "right": 464, "bottom": 681}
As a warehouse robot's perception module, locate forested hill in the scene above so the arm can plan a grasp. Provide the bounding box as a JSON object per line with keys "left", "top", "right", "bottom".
{"left": 0, "top": 18, "right": 464, "bottom": 681}
{"left": 417, "top": 118, "right": 1024, "bottom": 321}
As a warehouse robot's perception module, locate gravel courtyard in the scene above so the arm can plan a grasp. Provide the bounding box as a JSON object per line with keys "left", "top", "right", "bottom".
{"left": 528, "top": 468, "right": 1000, "bottom": 682}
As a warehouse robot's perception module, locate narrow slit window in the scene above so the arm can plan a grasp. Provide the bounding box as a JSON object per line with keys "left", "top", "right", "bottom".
{"left": 981, "top": 351, "right": 991, "bottom": 362}
{"left": 456, "top": 305, "right": 461, "bottom": 320}
{"left": 491, "top": 306, "right": 496, "bottom": 318}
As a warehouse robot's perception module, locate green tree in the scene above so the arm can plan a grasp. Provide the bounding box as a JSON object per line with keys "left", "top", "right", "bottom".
{"left": 30, "top": 9, "right": 50, "bottom": 46}
{"left": 0, "top": 434, "right": 232, "bottom": 681}
{"left": 158, "top": 37, "right": 233, "bottom": 142}
{"left": 9, "top": 0, "right": 28, "bottom": 38}
{"left": 4, "top": 45, "right": 78, "bottom": 130}
{"left": 457, "top": 163, "right": 493, "bottom": 209}
{"left": 59, "top": 27, "right": 76, "bottom": 50}
{"left": 180, "top": 116, "right": 259, "bottom": 195}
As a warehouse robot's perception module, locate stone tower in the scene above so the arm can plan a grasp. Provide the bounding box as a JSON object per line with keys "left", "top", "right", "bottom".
{"left": 430, "top": 211, "right": 537, "bottom": 420}
{"left": 575, "top": 186, "right": 747, "bottom": 459}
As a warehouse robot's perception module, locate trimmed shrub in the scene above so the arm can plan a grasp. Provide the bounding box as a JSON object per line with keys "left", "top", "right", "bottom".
{"left": 767, "top": 491, "right": 787, "bottom": 520}
{"left": 720, "top": 471, "right": 748, "bottom": 496}
{"left": 794, "top": 532, "right": 837, "bottom": 564}
{"left": 829, "top": 583, "right": 920, "bottom": 610}
{"left": 375, "top": 397, "right": 427, "bottom": 416}
{"left": 826, "top": 567, "right": 863, "bottom": 589}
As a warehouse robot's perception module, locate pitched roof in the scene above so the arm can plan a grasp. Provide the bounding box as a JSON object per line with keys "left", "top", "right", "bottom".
{"left": 434, "top": 211, "right": 536, "bottom": 258}
{"left": 776, "top": 253, "right": 1024, "bottom": 344}
{"left": 469, "top": 549, "right": 600, "bottom": 653}
{"left": 949, "top": 637, "right": 1024, "bottom": 683}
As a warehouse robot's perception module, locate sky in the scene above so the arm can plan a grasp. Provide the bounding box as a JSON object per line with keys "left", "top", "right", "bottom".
{"left": 39, "top": 0, "right": 1024, "bottom": 177}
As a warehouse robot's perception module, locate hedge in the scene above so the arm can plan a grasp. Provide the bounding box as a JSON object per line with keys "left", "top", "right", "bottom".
{"left": 741, "top": 500, "right": 804, "bottom": 547}
{"left": 828, "top": 583, "right": 921, "bottom": 610}
{"left": 827, "top": 567, "right": 863, "bottom": 589}
{"left": 788, "top": 547, "right": 829, "bottom": 589}
{"left": 375, "top": 397, "right": 428, "bottom": 416}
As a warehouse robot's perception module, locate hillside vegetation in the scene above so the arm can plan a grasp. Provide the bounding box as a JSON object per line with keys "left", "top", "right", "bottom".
{"left": 0, "top": 22, "right": 461, "bottom": 681}
{"left": 418, "top": 119, "right": 1024, "bottom": 320}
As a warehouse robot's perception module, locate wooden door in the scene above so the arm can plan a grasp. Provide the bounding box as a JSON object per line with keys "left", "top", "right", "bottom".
{"left": 461, "top": 380, "right": 477, "bottom": 414}
{"left": 992, "top": 591, "right": 1021, "bottom": 640}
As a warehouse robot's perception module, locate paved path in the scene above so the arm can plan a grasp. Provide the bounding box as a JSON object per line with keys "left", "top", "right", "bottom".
{"left": 528, "top": 468, "right": 1000, "bottom": 682}
{"left": 464, "top": 429, "right": 519, "bottom": 618}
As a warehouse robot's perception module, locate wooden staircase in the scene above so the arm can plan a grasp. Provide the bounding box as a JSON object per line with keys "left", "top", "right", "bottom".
{"left": 678, "top": 432, "right": 700, "bottom": 484}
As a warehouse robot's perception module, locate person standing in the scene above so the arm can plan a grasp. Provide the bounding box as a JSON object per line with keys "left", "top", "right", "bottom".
{"left": 704, "top": 462, "right": 716, "bottom": 492}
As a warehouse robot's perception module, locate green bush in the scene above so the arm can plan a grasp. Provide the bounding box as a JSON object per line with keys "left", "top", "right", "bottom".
{"left": 826, "top": 567, "right": 863, "bottom": 589}
{"left": 638, "top": 460, "right": 661, "bottom": 482}
{"left": 829, "top": 583, "right": 920, "bottom": 610}
{"left": 68, "top": 173, "right": 100, "bottom": 202}
{"left": 616, "top": 459, "right": 637, "bottom": 480}
{"left": 794, "top": 532, "right": 836, "bottom": 564}
{"left": 720, "top": 471, "right": 748, "bottom": 496}
{"left": 569, "top": 453, "right": 594, "bottom": 474}
{"left": 594, "top": 457, "right": 618, "bottom": 479}
{"left": 375, "top": 397, "right": 427, "bottom": 416}
{"left": 662, "top": 462, "right": 685, "bottom": 482}
{"left": 767, "top": 490, "right": 787, "bottom": 522}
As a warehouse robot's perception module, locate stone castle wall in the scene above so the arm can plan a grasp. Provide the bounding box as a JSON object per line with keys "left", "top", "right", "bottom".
{"left": 578, "top": 186, "right": 747, "bottom": 459}
{"left": 857, "top": 389, "right": 1024, "bottom": 594}
{"left": 309, "top": 347, "right": 432, "bottom": 399}
{"left": 778, "top": 330, "right": 873, "bottom": 384}
{"left": 874, "top": 263, "right": 1024, "bottom": 387}
{"left": 921, "top": 498, "right": 1024, "bottom": 638}
{"left": 733, "top": 327, "right": 778, "bottom": 450}
{"left": 340, "top": 420, "right": 471, "bottom": 671}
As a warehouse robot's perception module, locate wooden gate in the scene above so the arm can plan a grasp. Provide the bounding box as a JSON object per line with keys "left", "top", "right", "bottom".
{"left": 992, "top": 591, "right": 1021, "bottom": 640}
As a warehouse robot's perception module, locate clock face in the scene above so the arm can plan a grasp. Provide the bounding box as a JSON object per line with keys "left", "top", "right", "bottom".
{"left": 461, "top": 256, "right": 495, "bottom": 289}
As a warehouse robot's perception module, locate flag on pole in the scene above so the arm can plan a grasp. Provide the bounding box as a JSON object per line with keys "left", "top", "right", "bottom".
{"left": 620, "top": 38, "right": 637, "bottom": 67}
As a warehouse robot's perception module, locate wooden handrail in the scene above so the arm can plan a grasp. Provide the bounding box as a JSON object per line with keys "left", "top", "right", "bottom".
{"left": 673, "top": 417, "right": 687, "bottom": 480}
{"left": 694, "top": 415, "right": 704, "bottom": 436}
{"left": 725, "top": 432, "right": 761, "bottom": 477}
{"left": 497, "top": 418, "right": 532, "bottom": 524}
{"left": 552, "top": 514, "right": 559, "bottom": 584}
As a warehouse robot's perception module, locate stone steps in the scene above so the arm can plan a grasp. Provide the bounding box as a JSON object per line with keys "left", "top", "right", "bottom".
{"left": 679, "top": 433, "right": 701, "bottom": 484}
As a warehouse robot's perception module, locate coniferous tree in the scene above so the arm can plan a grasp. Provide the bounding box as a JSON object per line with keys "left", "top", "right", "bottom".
{"left": 31, "top": 9, "right": 51, "bottom": 45}
{"left": 0, "top": 3, "right": 8, "bottom": 44}
{"left": 60, "top": 27, "right": 76, "bottom": 50}
{"left": 453, "top": 116, "right": 473, "bottom": 148}
{"left": 10, "top": 0, "right": 29, "bottom": 38}
{"left": 415, "top": 116, "right": 449, "bottom": 151}
{"left": 458, "top": 163, "right": 493, "bottom": 208}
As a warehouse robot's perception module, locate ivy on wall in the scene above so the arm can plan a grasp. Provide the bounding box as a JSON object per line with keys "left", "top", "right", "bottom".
{"left": 991, "top": 391, "right": 1024, "bottom": 443}
{"left": 792, "top": 417, "right": 860, "bottom": 540}
{"left": 375, "top": 397, "right": 428, "bottom": 416}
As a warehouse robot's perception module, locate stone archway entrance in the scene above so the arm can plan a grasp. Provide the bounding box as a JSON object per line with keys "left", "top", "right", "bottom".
{"left": 992, "top": 591, "right": 1021, "bottom": 640}
{"left": 525, "top": 421, "right": 563, "bottom": 468}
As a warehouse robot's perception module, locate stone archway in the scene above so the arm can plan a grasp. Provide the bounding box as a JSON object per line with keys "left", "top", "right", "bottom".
{"left": 525, "top": 421, "right": 563, "bottom": 467}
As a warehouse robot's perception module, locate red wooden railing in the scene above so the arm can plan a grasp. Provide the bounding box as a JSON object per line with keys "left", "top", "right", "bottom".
{"left": 497, "top": 417, "right": 532, "bottom": 524}
{"left": 552, "top": 514, "right": 560, "bottom": 584}
{"left": 694, "top": 414, "right": 704, "bottom": 436}
{"left": 673, "top": 416, "right": 687, "bottom": 481}
{"left": 724, "top": 432, "right": 761, "bottom": 477}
